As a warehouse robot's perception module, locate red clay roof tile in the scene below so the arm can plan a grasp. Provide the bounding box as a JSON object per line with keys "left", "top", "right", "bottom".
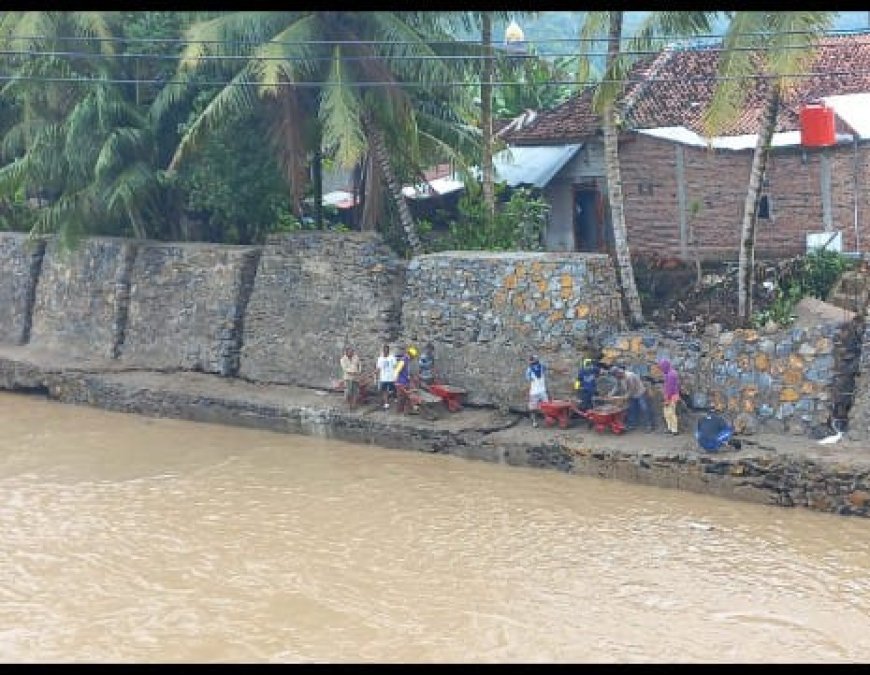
{"left": 504, "top": 33, "right": 870, "bottom": 144}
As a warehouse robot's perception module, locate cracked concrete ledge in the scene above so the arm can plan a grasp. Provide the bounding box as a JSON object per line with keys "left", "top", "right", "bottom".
{"left": 1, "top": 344, "right": 869, "bottom": 519}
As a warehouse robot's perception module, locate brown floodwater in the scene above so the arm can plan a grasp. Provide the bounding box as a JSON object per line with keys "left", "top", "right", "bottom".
{"left": 1, "top": 392, "right": 869, "bottom": 663}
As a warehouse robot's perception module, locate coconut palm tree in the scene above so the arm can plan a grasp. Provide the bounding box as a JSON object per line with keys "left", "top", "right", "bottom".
{"left": 156, "top": 11, "right": 477, "bottom": 256}
{"left": 703, "top": 11, "right": 837, "bottom": 321}
{"left": 0, "top": 12, "right": 168, "bottom": 244}
{"left": 481, "top": 13, "right": 495, "bottom": 219}
{"left": 577, "top": 11, "right": 717, "bottom": 327}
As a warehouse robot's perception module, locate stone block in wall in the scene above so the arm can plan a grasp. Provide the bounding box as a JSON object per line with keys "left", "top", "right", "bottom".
{"left": 119, "top": 242, "right": 261, "bottom": 375}
{"left": 239, "top": 232, "right": 405, "bottom": 388}
{"left": 29, "top": 237, "right": 134, "bottom": 359}
{"left": 399, "top": 251, "right": 626, "bottom": 407}
{"left": 0, "top": 232, "right": 45, "bottom": 345}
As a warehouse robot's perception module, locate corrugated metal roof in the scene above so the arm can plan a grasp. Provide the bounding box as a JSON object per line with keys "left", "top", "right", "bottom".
{"left": 322, "top": 190, "right": 357, "bottom": 209}
{"left": 492, "top": 144, "right": 583, "bottom": 188}
{"left": 637, "top": 125, "right": 854, "bottom": 150}
{"left": 401, "top": 177, "right": 465, "bottom": 200}
{"left": 823, "top": 93, "right": 870, "bottom": 140}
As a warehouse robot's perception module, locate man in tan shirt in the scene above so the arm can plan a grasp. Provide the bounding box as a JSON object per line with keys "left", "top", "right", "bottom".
{"left": 340, "top": 346, "right": 362, "bottom": 410}
{"left": 608, "top": 366, "right": 654, "bottom": 432}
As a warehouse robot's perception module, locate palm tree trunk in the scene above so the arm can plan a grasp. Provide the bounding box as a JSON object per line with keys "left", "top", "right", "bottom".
{"left": 738, "top": 84, "right": 780, "bottom": 321}
{"left": 312, "top": 148, "right": 323, "bottom": 230}
{"left": 363, "top": 112, "right": 421, "bottom": 255}
{"left": 360, "top": 151, "right": 383, "bottom": 232}
{"left": 481, "top": 12, "right": 495, "bottom": 218}
{"left": 603, "top": 12, "right": 644, "bottom": 326}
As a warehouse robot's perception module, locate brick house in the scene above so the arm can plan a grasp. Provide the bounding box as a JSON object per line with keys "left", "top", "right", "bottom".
{"left": 500, "top": 34, "right": 870, "bottom": 261}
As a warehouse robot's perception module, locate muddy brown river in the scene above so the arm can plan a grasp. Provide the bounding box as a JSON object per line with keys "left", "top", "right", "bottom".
{"left": 1, "top": 392, "right": 869, "bottom": 663}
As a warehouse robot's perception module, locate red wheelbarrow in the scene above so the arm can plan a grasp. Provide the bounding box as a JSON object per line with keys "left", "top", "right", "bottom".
{"left": 425, "top": 382, "right": 466, "bottom": 412}
{"left": 579, "top": 399, "right": 628, "bottom": 434}
{"left": 538, "top": 399, "right": 584, "bottom": 429}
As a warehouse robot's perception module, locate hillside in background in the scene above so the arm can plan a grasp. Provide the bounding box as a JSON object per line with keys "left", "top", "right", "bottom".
{"left": 499, "top": 11, "right": 870, "bottom": 56}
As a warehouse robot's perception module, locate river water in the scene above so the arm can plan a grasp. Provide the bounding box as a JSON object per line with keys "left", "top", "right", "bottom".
{"left": 1, "top": 392, "right": 869, "bottom": 663}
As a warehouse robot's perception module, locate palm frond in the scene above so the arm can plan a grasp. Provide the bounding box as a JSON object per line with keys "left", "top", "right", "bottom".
{"left": 1, "top": 118, "right": 48, "bottom": 160}
{"left": 576, "top": 11, "right": 610, "bottom": 92}
{"left": 250, "top": 14, "right": 320, "bottom": 96}
{"left": 9, "top": 12, "right": 57, "bottom": 51}
{"left": 0, "top": 156, "right": 32, "bottom": 197}
{"left": 179, "top": 12, "right": 296, "bottom": 69}
{"left": 102, "top": 161, "right": 159, "bottom": 218}
{"left": 767, "top": 11, "right": 836, "bottom": 93}
{"left": 628, "top": 10, "right": 717, "bottom": 53}
{"left": 167, "top": 65, "right": 259, "bottom": 172}
{"left": 319, "top": 47, "right": 366, "bottom": 169}
{"left": 94, "top": 127, "right": 151, "bottom": 182}
{"left": 70, "top": 11, "right": 118, "bottom": 55}
{"left": 702, "top": 12, "right": 767, "bottom": 137}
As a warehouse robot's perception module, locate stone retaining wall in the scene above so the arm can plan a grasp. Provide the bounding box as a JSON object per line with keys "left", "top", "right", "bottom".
{"left": 238, "top": 232, "right": 406, "bottom": 388}
{"left": 119, "top": 243, "right": 261, "bottom": 376}
{"left": 0, "top": 233, "right": 45, "bottom": 345}
{"left": 29, "top": 237, "right": 135, "bottom": 359}
{"left": 600, "top": 320, "right": 857, "bottom": 435}
{"left": 2, "top": 230, "right": 864, "bottom": 438}
{"left": 400, "top": 252, "right": 625, "bottom": 407}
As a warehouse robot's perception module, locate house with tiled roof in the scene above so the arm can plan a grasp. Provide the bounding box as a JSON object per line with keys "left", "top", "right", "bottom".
{"left": 497, "top": 33, "right": 870, "bottom": 260}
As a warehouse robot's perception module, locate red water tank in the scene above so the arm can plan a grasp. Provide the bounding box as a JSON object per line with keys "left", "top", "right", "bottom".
{"left": 799, "top": 103, "right": 836, "bottom": 147}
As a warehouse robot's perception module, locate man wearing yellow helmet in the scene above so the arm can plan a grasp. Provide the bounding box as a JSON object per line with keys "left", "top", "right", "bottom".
{"left": 575, "top": 357, "right": 600, "bottom": 412}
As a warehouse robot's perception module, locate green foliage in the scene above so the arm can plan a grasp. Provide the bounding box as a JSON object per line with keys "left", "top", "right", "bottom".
{"left": 427, "top": 182, "right": 548, "bottom": 252}
{"left": 273, "top": 204, "right": 347, "bottom": 233}
{"left": 0, "top": 190, "right": 36, "bottom": 232}
{"left": 751, "top": 249, "right": 853, "bottom": 327}
{"left": 172, "top": 109, "right": 292, "bottom": 244}
{"left": 494, "top": 49, "right": 574, "bottom": 118}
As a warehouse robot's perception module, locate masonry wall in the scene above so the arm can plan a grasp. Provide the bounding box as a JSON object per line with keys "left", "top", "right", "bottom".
{"left": 28, "top": 237, "right": 135, "bottom": 359}
{"left": 239, "top": 232, "right": 406, "bottom": 388}
{"left": 0, "top": 233, "right": 45, "bottom": 345}
{"left": 4, "top": 229, "right": 863, "bottom": 438}
{"left": 617, "top": 133, "right": 870, "bottom": 262}
{"left": 119, "top": 243, "right": 261, "bottom": 375}
{"left": 400, "top": 252, "right": 625, "bottom": 407}
{"left": 600, "top": 321, "right": 855, "bottom": 436}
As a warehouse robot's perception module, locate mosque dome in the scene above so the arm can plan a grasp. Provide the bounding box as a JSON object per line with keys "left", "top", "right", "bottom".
{"left": 505, "top": 20, "right": 524, "bottom": 44}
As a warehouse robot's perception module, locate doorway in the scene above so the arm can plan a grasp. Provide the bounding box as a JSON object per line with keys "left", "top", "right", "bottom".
{"left": 573, "top": 184, "right": 605, "bottom": 252}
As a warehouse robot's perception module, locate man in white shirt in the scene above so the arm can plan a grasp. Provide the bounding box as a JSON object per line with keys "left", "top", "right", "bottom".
{"left": 376, "top": 344, "right": 397, "bottom": 410}
{"left": 525, "top": 354, "right": 550, "bottom": 428}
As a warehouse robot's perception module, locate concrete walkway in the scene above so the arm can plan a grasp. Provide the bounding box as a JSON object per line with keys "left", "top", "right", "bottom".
{"left": 1, "top": 344, "right": 868, "bottom": 517}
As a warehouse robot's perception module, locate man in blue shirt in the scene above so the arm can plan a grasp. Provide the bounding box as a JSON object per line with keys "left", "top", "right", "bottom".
{"left": 575, "top": 358, "right": 600, "bottom": 412}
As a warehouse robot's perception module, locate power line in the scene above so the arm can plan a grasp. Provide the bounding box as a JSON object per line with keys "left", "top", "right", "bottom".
{"left": 1, "top": 68, "right": 867, "bottom": 89}
{"left": 2, "top": 25, "right": 870, "bottom": 48}
{"left": 4, "top": 34, "right": 870, "bottom": 64}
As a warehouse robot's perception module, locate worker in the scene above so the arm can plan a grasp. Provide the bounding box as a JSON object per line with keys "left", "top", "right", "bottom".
{"left": 575, "top": 358, "right": 600, "bottom": 412}
{"left": 608, "top": 366, "right": 654, "bottom": 432}
{"left": 696, "top": 409, "right": 734, "bottom": 451}
{"left": 418, "top": 343, "right": 436, "bottom": 387}
{"left": 525, "top": 354, "right": 549, "bottom": 428}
